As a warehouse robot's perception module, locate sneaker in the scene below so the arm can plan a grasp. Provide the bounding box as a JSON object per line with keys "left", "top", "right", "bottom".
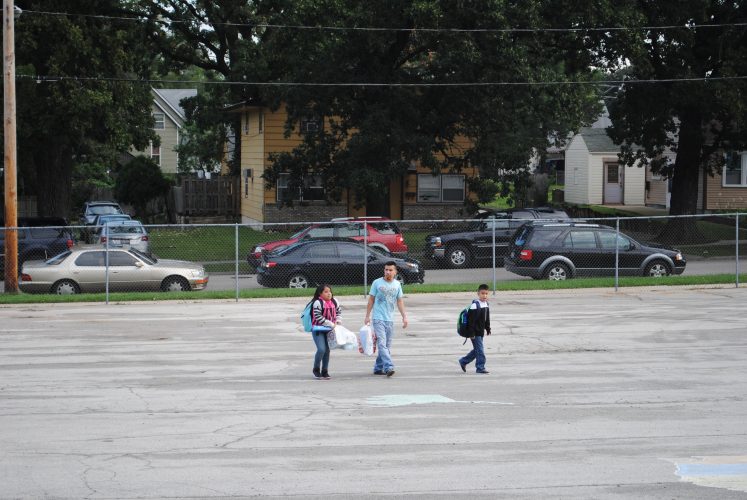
{"left": 386, "top": 369, "right": 395, "bottom": 377}
{"left": 312, "top": 368, "right": 321, "bottom": 379}
{"left": 373, "top": 370, "right": 385, "bottom": 375}
{"left": 321, "top": 371, "right": 331, "bottom": 380}
{"left": 459, "top": 360, "right": 467, "bottom": 373}
{"left": 476, "top": 370, "right": 490, "bottom": 374}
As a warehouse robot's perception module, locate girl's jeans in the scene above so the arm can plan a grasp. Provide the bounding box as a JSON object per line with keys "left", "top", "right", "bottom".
{"left": 312, "top": 331, "right": 330, "bottom": 371}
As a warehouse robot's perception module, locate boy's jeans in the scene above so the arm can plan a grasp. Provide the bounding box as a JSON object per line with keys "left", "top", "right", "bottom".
{"left": 460, "top": 336, "right": 486, "bottom": 372}
{"left": 372, "top": 320, "right": 394, "bottom": 373}
{"left": 312, "top": 331, "right": 330, "bottom": 371}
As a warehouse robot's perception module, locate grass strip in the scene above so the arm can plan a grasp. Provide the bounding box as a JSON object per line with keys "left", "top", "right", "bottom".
{"left": 1, "top": 274, "right": 744, "bottom": 304}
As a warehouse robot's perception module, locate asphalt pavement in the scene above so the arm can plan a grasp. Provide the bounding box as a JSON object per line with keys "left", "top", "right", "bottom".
{"left": 1, "top": 286, "right": 747, "bottom": 499}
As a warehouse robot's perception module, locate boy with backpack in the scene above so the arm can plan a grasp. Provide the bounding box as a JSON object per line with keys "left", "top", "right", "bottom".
{"left": 458, "top": 284, "right": 492, "bottom": 374}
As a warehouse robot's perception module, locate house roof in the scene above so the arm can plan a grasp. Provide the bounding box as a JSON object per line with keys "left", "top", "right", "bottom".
{"left": 578, "top": 127, "right": 619, "bottom": 153}
{"left": 153, "top": 88, "right": 197, "bottom": 121}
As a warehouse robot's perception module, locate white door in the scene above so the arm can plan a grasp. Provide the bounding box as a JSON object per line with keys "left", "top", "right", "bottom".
{"left": 604, "top": 163, "right": 623, "bottom": 204}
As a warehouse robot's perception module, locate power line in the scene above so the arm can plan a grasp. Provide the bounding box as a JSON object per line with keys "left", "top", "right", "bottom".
{"left": 21, "top": 9, "right": 747, "bottom": 34}
{"left": 16, "top": 74, "right": 747, "bottom": 87}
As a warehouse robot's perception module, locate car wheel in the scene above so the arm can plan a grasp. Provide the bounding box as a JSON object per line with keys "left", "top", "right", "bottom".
{"left": 161, "top": 276, "right": 191, "bottom": 292}
{"left": 545, "top": 262, "right": 570, "bottom": 280}
{"left": 288, "top": 274, "right": 310, "bottom": 288}
{"left": 52, "top": 279, "right": 80, "bottom": 295}
{"left": 446, "top": 245, "right": 470, "bottom": 268}
{"left": 645, "top": 260, "right": 670, "bottom": 277}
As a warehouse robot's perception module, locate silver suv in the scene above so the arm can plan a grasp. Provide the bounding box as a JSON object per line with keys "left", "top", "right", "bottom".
{"left": 80, "top": 201, "right": 124, "bottom": 225}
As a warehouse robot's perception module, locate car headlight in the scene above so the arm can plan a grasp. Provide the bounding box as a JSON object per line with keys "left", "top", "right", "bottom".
{"left": 191, "top": 269, "right": 204, "bottom": 277}
{"left": 433, "top": 237, "right": 442, "bottom": 247}
{"left": 406, "top": 262, "right": 419, "bottom": 270}
{"left": 674, "top": 253, "right": 683, "bottom": 261}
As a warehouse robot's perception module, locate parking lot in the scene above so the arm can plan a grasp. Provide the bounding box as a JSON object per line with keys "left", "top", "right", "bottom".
{"left": 1, "top": 286, "right": 746, "bottom": 498}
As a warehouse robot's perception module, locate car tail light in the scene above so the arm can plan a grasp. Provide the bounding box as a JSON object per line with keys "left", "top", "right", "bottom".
{"left": 66, "top": 239, "right": 74, "bottom": 249}
{"left": 397, "top": 235, "right": 404, "bottom": 244}
{"left": 21, "top": 273, "right": 32, "bottom": 282}
{"left": 141, "top": 235, "right": 149, "bottom": 241}
{"left": 264, "top": 261, "right": 277, "bottom": 268}
{"left": 519, "top": 249, "right": 533, "bottom": 261}
{"left": 100, "top": 236, "right": 107, "bottom": 243}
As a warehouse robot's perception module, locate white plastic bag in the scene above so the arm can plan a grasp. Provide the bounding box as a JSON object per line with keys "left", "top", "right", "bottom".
{"left": 328, "top": 325, "right": 357, "bottom": 350}
{"left": 358, "top": 324, "right": 376, "bottom": 356}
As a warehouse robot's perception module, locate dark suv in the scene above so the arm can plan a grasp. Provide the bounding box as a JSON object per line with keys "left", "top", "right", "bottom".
{"left": 504, "top": 222, "right": 686, "bottom": 280}
{"left": 425, "top": 207, "right": 569, "bottom": 268}
{"left": 1, "top": 217, "right": 75, "bottom": 273}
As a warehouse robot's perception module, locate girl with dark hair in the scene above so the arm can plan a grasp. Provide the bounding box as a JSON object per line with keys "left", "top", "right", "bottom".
{"left": 310, "top": 284, "right": 342, "bottom": 379}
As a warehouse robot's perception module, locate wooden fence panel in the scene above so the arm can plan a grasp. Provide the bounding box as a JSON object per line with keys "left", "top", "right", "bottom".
{"left": 179, "top": 177, "right": 239, "bottom": 215}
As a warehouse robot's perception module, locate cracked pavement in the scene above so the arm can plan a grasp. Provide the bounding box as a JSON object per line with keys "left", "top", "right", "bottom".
{"left": 1, "top": 286, "right": 747, "bottom": 499}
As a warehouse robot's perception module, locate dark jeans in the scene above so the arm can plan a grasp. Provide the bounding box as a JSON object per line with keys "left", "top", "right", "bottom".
{"left": 460, "top": 336, "right": 486, "bottom": 372}
{"left": 312, "top": 331, "right": 330, "bottom": 372}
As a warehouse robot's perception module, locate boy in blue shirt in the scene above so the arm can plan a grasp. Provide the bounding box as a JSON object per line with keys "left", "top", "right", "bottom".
{"left": 459, "top": 284, "right": 492, "bottom": 374}
{"left": 364, "top": 261, "right": 408, "bottom": 377}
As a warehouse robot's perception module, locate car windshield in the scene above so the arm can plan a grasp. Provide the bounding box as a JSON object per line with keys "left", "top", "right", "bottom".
{"left": 129, "top": 248, "right": 155, "bottom": 264}
{"left": 45, "top": 251, "right": 71, "bottom": 265}
{"left": 107, "top": 224, "right": 144, "bottom": 234}
{"left": 289, "top": 227, "right": 311, "bottom": 239}
{"left": 90, "top": 205, "right": 122, "bottom": 215}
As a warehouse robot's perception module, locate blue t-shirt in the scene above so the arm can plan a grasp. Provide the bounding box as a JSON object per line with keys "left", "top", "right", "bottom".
{"left": 369, "top": 277, "right": 403, "bottom": 322}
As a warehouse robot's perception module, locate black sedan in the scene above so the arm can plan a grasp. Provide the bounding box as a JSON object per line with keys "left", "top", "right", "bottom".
{"left": 256, "top": 239, "right": 424, "bottom": 288}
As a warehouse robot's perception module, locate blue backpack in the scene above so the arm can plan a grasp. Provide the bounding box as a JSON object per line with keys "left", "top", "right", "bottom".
{"left": 301, "top": 301, "right": 314, "bottom": 332}
{"left": 457, "top": 300, "right": 481, "bottom": 340}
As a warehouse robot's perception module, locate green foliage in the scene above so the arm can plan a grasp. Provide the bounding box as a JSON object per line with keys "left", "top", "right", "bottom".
{"left": 15, "top": 0, "right": 159, "bottom": 217}
{"left": 113, "top": 156, "right": 172, "bottom": 220}
{"left": 592, "top": 1, "right": 747, "bottom": 215}
{"left": 138, "top": 0, "right": 603, "bottom": 208}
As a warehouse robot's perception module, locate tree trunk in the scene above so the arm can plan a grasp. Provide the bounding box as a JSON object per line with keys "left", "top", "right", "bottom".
{"left": 34, "top": 144, "right": 73, "bottom": 219}
{"left": 669, "top": 110, "right": 703, "bottom": 216}
{"left": 661, "top": 109, "right": 705, "bottom": 243}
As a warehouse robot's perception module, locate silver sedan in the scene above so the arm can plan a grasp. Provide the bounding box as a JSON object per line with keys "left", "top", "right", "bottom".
{"left": 20, "top": 247, "right": 209, "bottom": 294}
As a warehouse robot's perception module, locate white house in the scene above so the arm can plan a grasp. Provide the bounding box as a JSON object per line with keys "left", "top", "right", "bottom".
{"left": 564, "top": 128, "right": 647, "bottom": 206}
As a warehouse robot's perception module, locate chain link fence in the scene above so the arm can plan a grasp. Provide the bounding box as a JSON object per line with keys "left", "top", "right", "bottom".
{"left": 2, "top": 213, "right": 744, "bottom": 300}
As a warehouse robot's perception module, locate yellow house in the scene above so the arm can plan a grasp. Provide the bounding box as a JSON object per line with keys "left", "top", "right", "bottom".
{"left": 227, "top": 101, "right": 479, "bottom": 224}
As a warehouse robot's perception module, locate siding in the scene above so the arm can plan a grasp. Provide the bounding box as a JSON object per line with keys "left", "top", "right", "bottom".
{"left": 704, "top": 170, "right": 747, "bottom": 209}
{"left": 130, "top": 102, "right": 180, "bottom": 174}
{"left": 623, "top": 163, "right": 646, "bottom": 205}
{"left": 239, "top": 109, "right": 266, "bottom": 224}
{"left": 563, "top": 135, "right": 590, "bottom": 204}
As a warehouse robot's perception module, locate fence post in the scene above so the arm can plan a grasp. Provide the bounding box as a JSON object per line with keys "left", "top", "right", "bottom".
{"left": 105, "top": 234, "right": 110, "bottom": 304}
{"left": 736, "top": 213, "right": 740, "bottom": 288}
{"left": 614, "top": 217, "right": 620, "bottom": 292}
{"left": 363, "top": 221, "right": 368, "bottom": 296}
{"left": 235, "top": 223, "right": 240, "bottom": 302}
{"left": 491, "top": 216, "right": 496, "bottom": 295}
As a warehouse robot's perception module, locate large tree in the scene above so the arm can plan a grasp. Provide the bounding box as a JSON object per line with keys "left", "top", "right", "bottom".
{"left": 136, "top": 1, "right": 603, "bottom": 209}
{"left": 595, "top": 1, "right": 747, "bottom": 216}
{"left": 13, "top": 0, "right": 157, "bottom": 218}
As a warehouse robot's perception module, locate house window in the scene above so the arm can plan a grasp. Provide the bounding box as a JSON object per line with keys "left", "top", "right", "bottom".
{"left": 723, "top": 152, "right": 747, "bottom": 187}
{"left": 243, "top": 112, "right": 250, "bottom": 135}
{"left": 150, "top": 144, "right": 161, "bottom": 165}
{"left": 417, "top": 174, "right": 465, "bottom": 203}
{"left": 153, "top": 113, "right": 165, "bottom": 130}
{"left": 276, "top": 173, "right": 325, "bottom": 202}
{"left": 258, "top": 112, "right": 264, "bottom": 133}
{"left": 300, "top": 117, "right": 321, "bottom": 134}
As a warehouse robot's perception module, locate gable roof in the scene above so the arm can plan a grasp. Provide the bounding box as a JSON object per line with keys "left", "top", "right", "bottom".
{"left": 152, "top": 88, "right": 197, "bottom": 122}
{"left": 578, "top": 127, "right": 619, "bottom": 153}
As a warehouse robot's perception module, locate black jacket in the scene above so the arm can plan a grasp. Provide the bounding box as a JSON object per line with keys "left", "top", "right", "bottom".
{"left": 467, "top": 301, "right": 491, "bottom": 337}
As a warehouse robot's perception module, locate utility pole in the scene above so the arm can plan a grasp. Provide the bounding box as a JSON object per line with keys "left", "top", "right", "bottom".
{"left": 3, "top": 0, "right": 18, "bottom": 293}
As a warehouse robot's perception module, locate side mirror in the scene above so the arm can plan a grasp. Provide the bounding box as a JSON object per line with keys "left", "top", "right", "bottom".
{"left": 135, "top": 261, "right": 144, "bottom": 268}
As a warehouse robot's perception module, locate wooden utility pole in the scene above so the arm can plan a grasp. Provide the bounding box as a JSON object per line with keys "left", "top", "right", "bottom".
{"left": 3, "top": 0, "right": 18, "bottom": 292}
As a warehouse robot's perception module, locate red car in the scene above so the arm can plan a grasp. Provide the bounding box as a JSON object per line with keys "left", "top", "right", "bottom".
{"left": 248, "top": 217, "right": 408, "bottom": 266}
